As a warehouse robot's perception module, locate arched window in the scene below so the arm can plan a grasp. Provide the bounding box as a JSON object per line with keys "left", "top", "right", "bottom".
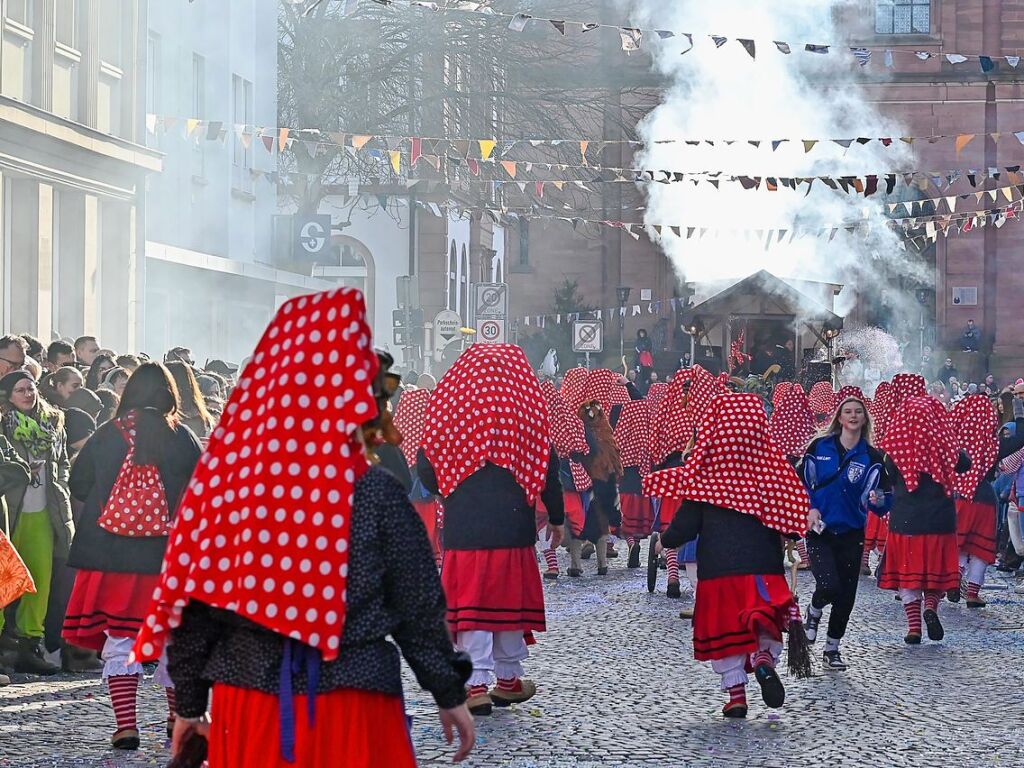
{"left": 460, "top": 245, "right": 470, "bottom": 323}
{"left": 324, "top": 235, "right": 376, "bottom": 324}
{"left": 446, "top": 241, "right": 458, "bottom": 312}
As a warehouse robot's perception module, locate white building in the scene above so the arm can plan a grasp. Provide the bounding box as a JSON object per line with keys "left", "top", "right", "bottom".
{"left": 144, "top": 0, "right": 330, "bottom": 364}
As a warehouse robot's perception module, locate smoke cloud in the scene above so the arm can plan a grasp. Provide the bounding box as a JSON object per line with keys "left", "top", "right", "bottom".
{"left": 626, "top": 0, "right": 923, "bottom": 315}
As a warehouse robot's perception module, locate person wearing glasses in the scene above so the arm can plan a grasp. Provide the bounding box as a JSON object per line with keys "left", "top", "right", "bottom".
{"left": 0, "top": 335, "right": 27, "bottom": 377}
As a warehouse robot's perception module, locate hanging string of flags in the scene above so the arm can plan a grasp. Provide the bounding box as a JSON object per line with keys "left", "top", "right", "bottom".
{"left": 145, "top": 112, "right": 1024, "bottom": 159}
{"left": 362, "top": 0, "right": 1024, "bottom": 70}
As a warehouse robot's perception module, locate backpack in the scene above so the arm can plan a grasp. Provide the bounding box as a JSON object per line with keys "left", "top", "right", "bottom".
{"left": 96, "top": 415, "right": 171, "bottom": 537}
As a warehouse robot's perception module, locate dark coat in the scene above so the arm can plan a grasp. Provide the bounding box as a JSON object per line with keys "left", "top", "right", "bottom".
{"left": 67, "top": 419, "right": 202, "bottom": 574}
{"left": 0, "top": 435, "right": 32, "bottom": 538}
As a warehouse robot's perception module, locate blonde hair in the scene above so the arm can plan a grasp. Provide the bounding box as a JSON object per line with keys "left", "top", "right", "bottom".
{"left": 820, "top": 396, "right": 873, "bottom": 445}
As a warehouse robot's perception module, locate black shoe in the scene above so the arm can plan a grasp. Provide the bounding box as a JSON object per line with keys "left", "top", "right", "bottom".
{"left": 946, "top": 587, "right": 961, "bottom": 603}
{"left": 567, "top": 568, "right": 582, "bottom": 577}
{"left": 597, "top": 567, "right": 609, "bottom": 576}
{"left": 923, "top": 609, "right": 944, "bottom": 641}
{"left": 111, "top": 728, "right": 140, "bottom": 750}
{"left": 627, "top": 543, "right": 641, "bottom": 569}
{"left": 13, "top": 638, "right": 59, "bottom": 676}
{"left": 542, "top": 571, "right": 559, "bottom": 581}
{"left": 606, "top": 544, "right": 619, "bottom": 558}
{"left": 822, "top": 650, "right": 847, "bottom": 671}
{"left": 666, "top": 580, "right": 682, "bottom": 599}
{"left": 581, "top": 542, "right": 595, "bottom": 560}
{"left": 754, "top": 665, "right": 785, "bottom": 708}
{"left": 904, "top": 632, "right": 922, "bottom": 645}
{"left": 804, "top": 607, "right": 822, "bottom": 643}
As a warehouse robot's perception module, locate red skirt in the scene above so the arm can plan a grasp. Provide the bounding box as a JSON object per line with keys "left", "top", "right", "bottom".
{"left": 878, "top": 531, "right": 959, "bottom": 591}
{"left": 62, "top": 570, "right": 159, "bottom": 652}
{"left": 413, "top": 499, "right": 443, "bottom": 561}
{"left": 564, "top": 492, "right": 586, "bottom": 537}
{"left": 956, "top": 498, "right": 997, "bottom": 563}
{"left": 693, "top": 573, "right": 794, "bottom": 662}
{"left": 620, "top": 494, "right": 655, "bottom": 537}
{"left": 864, "top": 512, "right": 889, "bottom": 552}
{"left": 207, "top": 684, "right": 416, "bottom": 768}
{"left": 657, "top": 498, "right": 681, "bottom": 534}
{"left": 441, "top": 547, "right": 545, "bottom": 634}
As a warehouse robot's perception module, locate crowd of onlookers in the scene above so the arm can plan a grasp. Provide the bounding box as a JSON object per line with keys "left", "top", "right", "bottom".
{"left": 0, "top": 333, "right": 237, "bottom": 684}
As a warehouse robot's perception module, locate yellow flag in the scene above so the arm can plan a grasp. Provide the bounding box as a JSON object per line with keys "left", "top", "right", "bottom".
{"left": 500, "top": 160, "right": 517, "bottom": 178}
{"left": 955, "top": 134, "right": 975, "bottom": 157}
{"left": 186, "top": 118, "right": 200, "bottom": 136}
{"left": 352, "top": 135, "right": 372, "bottom": 150}
{"left": 479, "top": 139, "right": 497, "bottom": 160}
{"left": 389, "top": 150, "right": 401, "bottom": 174}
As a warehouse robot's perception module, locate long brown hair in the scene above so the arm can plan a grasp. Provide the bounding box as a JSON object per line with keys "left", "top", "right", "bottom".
{"left": 166, "top": 361, "right": 215, "bottom": 434}
{"left": 115, "top": 362, "right": 181, "bottom": 465}
{"left": 820, "top": 397, "right": 874, "bottom": 445}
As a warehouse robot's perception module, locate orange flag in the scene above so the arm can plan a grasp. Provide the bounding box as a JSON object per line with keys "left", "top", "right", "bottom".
{"left": 500, "top": 160, "right": 517, "bottom": 178}
{"left": 955, "top": 134, "right": 976, "bottom": 157}
{"left": 352, "top": 135, "right": 372, "bottom": 150}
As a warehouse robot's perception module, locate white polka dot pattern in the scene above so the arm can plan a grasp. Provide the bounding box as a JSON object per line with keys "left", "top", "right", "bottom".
{"left": 393, "top": 389, "right": 431, "bottom": 467}
{"left": 879, "top": 394, "right": 959, "bottom": 495}
{"left": 422, "top": 344, "right": 551, "bottom": 503}
{"left": 952, "top": 394, "right": 998, "bottom": 499}
{"left": 540, "top": 381, "right": 591, "bottom": 492}
{"left": 613, "top": 400, "right": 652, "bottom": 475}
{"left": 642, "top": 392, "right": 810, "bottom": 536}
{"left": 96, "top": 413, "right": 172, "bottom": 537}
{"left": 768, "top": 384, "right": 816, "bottom": 459}
{"left": 132, "top": 288, "right": 378, "bottom": 664}
{"left": 559, "top": 368, "right": 589, "bottom": 413}
{"left": 808, "top": 381, "right": 837, "bottom": 417}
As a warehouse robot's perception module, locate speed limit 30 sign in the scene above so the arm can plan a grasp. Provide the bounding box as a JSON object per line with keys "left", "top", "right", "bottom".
{"left": 478, "top": 318, "right": 506, "bottom": 344}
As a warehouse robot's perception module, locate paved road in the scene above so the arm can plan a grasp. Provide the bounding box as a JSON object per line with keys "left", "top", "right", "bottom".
{"left": 3, "top": 547, "right": 1023, "bottom": 768}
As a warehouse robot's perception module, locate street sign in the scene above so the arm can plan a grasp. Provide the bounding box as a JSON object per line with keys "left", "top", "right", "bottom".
{"left": 433, "top": 309, "right": 463, "bottom": 341}
{"left": 473, "top": 283, "right": 508, "bottom": 319}
{"left": 293, "top": 214, "right": 331, "bottom": 262}
{"left": 477, "top": 318, "right": 506, "bottom": 344}
{"left": 572, "top": 320, "right": 604, "bottom": 353}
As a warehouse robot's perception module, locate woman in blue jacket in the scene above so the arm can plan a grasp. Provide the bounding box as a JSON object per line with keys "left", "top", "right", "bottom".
{"left": 801, "top": 396, "right": 891, "bottom": 671}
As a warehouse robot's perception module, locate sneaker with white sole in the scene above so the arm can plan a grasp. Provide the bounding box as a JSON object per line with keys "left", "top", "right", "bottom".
{"left": 804, "top": 606, "right": 822, "bottom": 643}
{"left": 822, "top": 650, "right": 847, "bottom": 671}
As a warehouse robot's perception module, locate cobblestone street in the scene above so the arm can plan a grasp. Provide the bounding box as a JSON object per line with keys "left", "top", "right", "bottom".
{"left": 3, "top": 549, "right": 1023, "bottom": 768}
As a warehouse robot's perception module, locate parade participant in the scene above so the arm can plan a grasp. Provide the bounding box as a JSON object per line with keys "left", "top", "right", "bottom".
{"left": 418, "top": 344, "right": 563, "bottom": 716}
{"left": 646, "top": 381, "right": 669, "bottom": 411}
{"left": 878, "top": 396, "right": 968, "bottom": 644}
{"left": 63, "top": 363, "right": 202, "bottom": 749}
{"left": 646, "top": 393, "right": 812, "bottom": 718}
{"left": 769, "top": 384, "right": 816, "bottom": 461}
{"left": 801, "top": 396, "right": 891, "bottom": 670}
{"left": 612, "top": 397, "right": 653, "bottom": 569}
{"left": 136, "top": 289, "right": 474, "bottom": 767}
{"left": 808, "top": 381, "right": 837, "bottom": 423}
{"left": 394, "top": 388, "right": 440, "bottom": 560}
{"left": 949, "top": 395, "right": 999, "bottom": 607}
{"left": 0, "top": 371, "right": 72, "bottom": 675}
{"left": 538, "top": 381, "right": 590, "bottom": 579}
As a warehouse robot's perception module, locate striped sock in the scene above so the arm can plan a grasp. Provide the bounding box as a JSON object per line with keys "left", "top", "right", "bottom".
{"left": 966, "top": 581, "right": 981, "bottom": 600}
{"left": 543, "top": 547, "right": 559, "bottom": 572}
{"left": 923, "top": 591, "right": 940, "bottom": 613}
{"left": 165, "top": 687, "right": 176, "bottom": 719}
{"left": 861, "top": 548, "right": 870, "bottom": 569}
{"left": 796, "top": 539, "right": 809, "bottom": 563}
{"left": 666, "top": 548, "right": 679, "bottom": 582}
{"left": 626, "top": 536, "right": 636, "bottom": 549}
{"left": 751, "top": 649, "right": 774, "bottom": 669}
{"left": 727, "top": 683, "right": 746, "bottom": 706}
{"left": 496, "top": 677, "right": 521, "bottom": 692}
{"left": 467, "top": 684, "right": 488, "bottom": 699}
{"left": 107, "top": 675, "right": 139, "bottom": 732}
{"left": 904, "top": 600, "right": 922, "bottom": 635}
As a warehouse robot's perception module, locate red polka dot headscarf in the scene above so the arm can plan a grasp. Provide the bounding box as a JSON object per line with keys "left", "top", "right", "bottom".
{"left": 540, "top": 380, "right": 591, "bottom": 491}
{"left": 871, "top": 381, "right": 893, "bottom": 438}
{"left": 608, "top": 384, "right": 631, "bottom": 407}
{"left": 808, "top": 381, "right": 837, "bottom": 417}
{"left": 133, "top": 288, "right": 379, "bottom": 664}
{"left": 393, "top": 389, "right": 431, "bottom": 467}
{"left": 422, "top": 344, "right": 550, "bottom": 503}
{"left": 891, "top": 373, "right": 926, "bottom": 407}
{"left": 772, "top": 381, "right": 796, "bottom": 409}
{"left": 880, "top": 395, "right": 959, "bottom": 495}
{"left": 646, "top": 382, "right": 669, "bottom": 410}
{"left": 649, "top": 369, "right": 693, "bottom": 467}
{"left": 837, "top": 385, "right": 865, "bottom": 404}
{"left": 769, "top": 384, "right": 816, "bottom": 458}
{"left": 582, "top": 369, "right": 618, "bottom": 412}
{"left": 644, "top": 393, "right": 809, "bottom": 536}
{"left": 560, "top": 367, "right": 589, "bottom": 413}
{"left": 951, "top": 394, "right": 998, "bottom": 500}
{"left": 613, "top": 400, "right": 652, "bottom": 475}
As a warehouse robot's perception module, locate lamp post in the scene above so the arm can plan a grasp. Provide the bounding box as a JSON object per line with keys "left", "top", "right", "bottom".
{"left": 687, "top": 315, "right": 704, "bottom": 368}
{"left": 617, "top": 286, "right": 631, "bottom": 362}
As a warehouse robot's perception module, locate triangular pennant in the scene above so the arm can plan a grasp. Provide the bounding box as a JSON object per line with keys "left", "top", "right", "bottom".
{"left": 479, "top": 139, "right": 496, "bottom": 160}
{"left": 738, "top": 39, "right": 755, "bottom": 59}
{"left": 500, "top": 160, "right": 517, "bottom": 178}
{"left": 774, "top": 41, "right": 791, "bottom": 54}
{"left": 279, "top": 128, "right": 290, "bottom": 152}
{"left": 711, "top": 35, "right": 728, "bottom": 48}
{"left": 352, "top": 135, "right": 372, "bottom": 150}
{"left": 261, "top": 134, "right": 275, "bottom": 153}
{"left": 389, "top": 150, "right": 401, "bottom": 174}
{"left": 508, "top": 12, "right": 530, "bottom": 32}
{"left": 580, "top": 140, "right": 589, "bottom": 163}
{"left": 955, "top": 134, "right": 976, "bottom": 157}
{"left": 550, "top": 20, "right": 565, "bottom": 35}
{"left": 619, "top": 27, "right": 642, "bottom": 51}
{"left": 802, "top": 139, "right": 818, "bottom": 153}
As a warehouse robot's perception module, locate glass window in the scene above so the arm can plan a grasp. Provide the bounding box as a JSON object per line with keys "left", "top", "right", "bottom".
{"left": 232, "top": 74, "right": 253, "bottom": 193}
{"left": 876, "top": 0, "right": 930, "bottom": 35}
{"left": 446, "top": 242, "right": 457, "bottom": 312}
{"left": 55, "top": 0, "right": 75, "bottom": 48}
{"left": 6, "top": 0, "right": 32, "bottom": 26}
{"left": 99, "top": 0, "right": 122, "bottom": 66}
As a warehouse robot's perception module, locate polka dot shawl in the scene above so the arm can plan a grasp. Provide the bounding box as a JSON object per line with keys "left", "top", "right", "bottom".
{"left": 808, "top": 381, "right": 837, "bottom": 416}
{"left": 646, "top": 382, "right": 669, "bottom": 410}
{"left": 644, "top": 393, "right": 810, "bottom": 536}
{"left": 132, "top": 288, "right": 379, "bottom": 664}
{"left": 880, "top": 395, "right": 958, "bottom": 495}
{"left": 422, "top": 344, "right": 550, "bottom": 504}
{"left": 582, "top": 369, "right": 618, "bottom": 412}
{"left": 393, "top": 389, "right": 431, "bottom": 467}
{"left": 613, "top": 400, "right": 652, "bottom": 475}
{"left": 559, "top": 368, "right": 589, "bottom": 413}
{"left": 951, "top": 394, "right": 998, "bottom": 500}
{"left": 540, "top": 381, "right": 591, "bottom": 491}
{"left": 768, "top": 384, "right": 816, "bottom": 459}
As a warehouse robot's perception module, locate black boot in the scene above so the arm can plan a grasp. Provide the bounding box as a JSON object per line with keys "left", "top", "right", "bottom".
{"left": 14, "top": 637, "right": 60, "bottom": 676}
{"left": 627, "top": 543, "right": 641, "bottom": 569}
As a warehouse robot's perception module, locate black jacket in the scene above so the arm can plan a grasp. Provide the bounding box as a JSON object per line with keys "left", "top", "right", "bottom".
{"left": 67, "top": 419, "right": 202, "bottom": 574}
{"left": 167, "top": 467, "right": 467, "bottom": 717}
{"left": 661, "top": 501, "right": 784, "bottom": 581}
{"left": 417, "top": 447, "right": 563, "bottom": 550}
{"left": 886, "top": 450, "right": 971, "bottom": 536}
